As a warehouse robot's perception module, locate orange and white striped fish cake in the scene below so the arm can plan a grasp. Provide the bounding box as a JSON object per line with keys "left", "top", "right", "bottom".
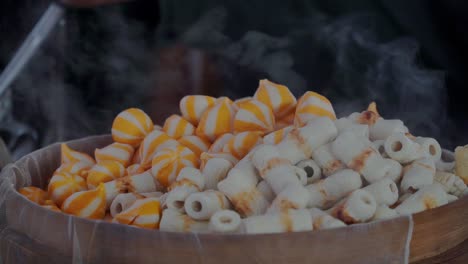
{"left": 61, "top": 144, "right": 95, "bottom": 166}
{"left": 87, "top": 160, "right": 125, "bottom": 189}
{"left": 178, "top": 135, "right": 211, "bottom": 157}
{"left": 126, "top": 163, "right": 145, "bottom": 176}
{"left": 95, "top": 142, "right": 135, "bottom": 167}
{"left": 151, "top": 145, "right": 199, "bottom": 188}
{"left": 48, "top": 172, "right": 87, "bottom": 206}
{"left": 208, "top": 133, "right": 234, "bottom": 153}
{"left": 233, "top": 99, "right": 275, "bottom": 135}
{"left": 162, "top": 114, "right": 196, "bottom": 139}
{"left": 61, "top": 183, "right": 106, "bottom": 220}
{"left": 233, "top": 97, "right": 253, "bottom": 109}
{"left": 222, "top": 131, "right": 263, "bottom": 159}
{"left": 263, "top": 126, "right": 294, "bottom": 145}
{"left": 111, "top": 108, "right": 154, "bottom": 147}
{"left": 114, "top": 197, "right": 162, "bottom": 229}
{"left": 19, "top": 186, "right": 48, "bottom": 205}
{"left": 138, "top": 130, "right": 180, "bottom": 170}
{"left": 196, "top": 98, "right": 236, "bottom": 142}
{"left": 55, "top": 161, "right": 92, "bottom": 179}
{"left": 179, "top": 95, "right": 217, "bottom": 126}
{"left": 199, "top": 152, "right": 238, "bottom": 170}
{"left": 253, "top": 79, "right": 297, "bottom": 119}
{"left": 294, "top": 91, "right": 336, "bottom": 127}
{"left": 275, "top": 112, "right": 295, "bottom": 130}
{"left": 42, "top": 200, "right": 61, "bottom": 212}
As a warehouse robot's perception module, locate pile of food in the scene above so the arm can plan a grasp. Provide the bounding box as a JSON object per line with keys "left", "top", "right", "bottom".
{"left": 18, "top": 79, "right": 468, "bottom": 234}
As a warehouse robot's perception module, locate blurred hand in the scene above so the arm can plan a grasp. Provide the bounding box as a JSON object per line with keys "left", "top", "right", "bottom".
{"left": 60, "top": 0, "right": 132, "bottom": 8}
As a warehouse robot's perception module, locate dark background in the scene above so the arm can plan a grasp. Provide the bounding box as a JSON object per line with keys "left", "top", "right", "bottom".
{"left": 0, "top": 0, "right": 467, "bottom": 158}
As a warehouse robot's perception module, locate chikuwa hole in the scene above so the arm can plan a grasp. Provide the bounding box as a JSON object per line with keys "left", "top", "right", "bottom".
{"left": 391, "top": 141, "right": 403, "bottom": 152}
{"left": 116, "top": 204, "right": 123, "bottom": 214}
{"left": 304, "top": 166, "right": 315, "bottom": 178}
{"left": 192, "top": 201, "right": 202, "bottom": 212}
{"left": 379, "top": 145, "right": 385, "bottom": 155}
{"left": 220, "top": 216, "right": 232, "bottom": 224}
{"left": 362, "top": 196, "right": 372, "bottom": 205}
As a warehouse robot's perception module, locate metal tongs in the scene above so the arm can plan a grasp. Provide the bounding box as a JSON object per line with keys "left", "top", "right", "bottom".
{"left": 0, "top": 0, "right": 131, "bottom": 98}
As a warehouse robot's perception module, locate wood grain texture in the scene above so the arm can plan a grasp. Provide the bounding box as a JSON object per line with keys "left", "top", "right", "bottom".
{"left": 410, "top": 195, "right": 468, "bottom": 262}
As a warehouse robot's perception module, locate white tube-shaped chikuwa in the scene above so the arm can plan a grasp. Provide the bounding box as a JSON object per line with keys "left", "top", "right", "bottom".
{"left": 217, "top": 167, "right": 269, "bottom": 217}
{"left": 256, "top": 180, "right": 275, "bottom": 203}
{"left": 384, "top": 133, "right": 422, "bottom": 164}
{"left": 251, "top": 145, "right": 302, "bottom": 194}
{"left": 296, "top": 159, "right": 322, "bottom": 184}
{"left": 110, "top": 193, "right": 143, "bottom": 217}
{"left": 159, "top": 209, "right": 209, "bottom": 233}
{"left": 434, "top": 171, "right": 467, "bottom": 197}
{"left": 363, "top": 178, "right": 399, "bottom": 206}
{"left": 277, "top": 117, "right": 338, "bottom": 165}
{"left": 328, "top": 189, "right": 377, "bottom": 224}
{"left": 372, "top": 205, "right": 398, "bottom": 220}
{"left": 331, "top": 131, "right": 389, "bottom": 183}
{"left": 306, "top": 169, "right": 362, "bottom": 209}
{"left": 308, "top": 208, "right": 346, "bottom": 229}
{"left": 202, "top": 158, "right": 234, "bottom": 190}
{"left": 436, "top": 149, "right": 455, "bottom": 172}
{"left": 242, "top": 209, "right": 313, "bottom": 234}
{"left": 311, "top": 143, "right": 346, "bottom": 177}
{"left": 395, "top": 184, "right": 448, "bottom": 215}
{"left": 413, "top": 137, "right": 442, "bottom": 161}
{"left": 176, "top": 167, "right": 204, "bottom": 190}
{"left": 184, "top": 190, "right": 231, "bottom": 220}
{"left": 164, "top": 167, "right": 204, "bottom": 212}
{"left": 209, "top": 210, "right": 242, "bottom": 233}
{"left": 372, "top": 140, "right": 388, "bottom": 158}
{"left": 400, "top": 158, "right": 435, "bottom": 193}
{"left": 369, "top": 119, "right": 408, "bottom": 141}
{"left": 383, "top": 158, "right": 403, "bottom": 183}
{"left": 267, "top": 185, "right": 310, "bottom": 213}
{"left": 165, "top": 186, "right": 199, "bottom": 212}
{"left": 103, "top": 171, "right": 157, "bottom": 206}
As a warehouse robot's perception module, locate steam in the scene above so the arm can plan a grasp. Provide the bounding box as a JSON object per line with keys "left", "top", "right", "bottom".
{"left": 0, "top": 3, "right": 457, "bottom": 159}
{"left": 181, "top": 7, "right": 451, "bottom": 147}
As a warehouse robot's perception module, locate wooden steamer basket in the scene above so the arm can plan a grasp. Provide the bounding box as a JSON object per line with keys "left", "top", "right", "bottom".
{"left": 0, "top": 136, "right": 467, "bottom": 263}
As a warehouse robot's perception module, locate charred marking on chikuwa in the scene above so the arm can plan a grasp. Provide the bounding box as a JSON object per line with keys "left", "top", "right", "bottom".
{"left": 231, "top": 189, "right": 257, "bottom": 217}
{"left": 324, "top": 160, "right": 345, "bottom": 176}
{"left": 289, "top": 128, "right": 313, "bottom": 158}
{"left": 167, "top": 179, "right": 199, "bottom": 192}
{"left": 134, "top": 193, "right": 146, "bottom": 199}
{"left": 277, "top": 199, "right": 299, "bottom": 211}
{"left": 280, "top": 212, "right": 293, "bottom": 232}
{"left": 405, "top": 132, "right": 416, "bottom": 140}
{"left": 216, "top": 192, "right": 225, "bottom": 208}
{"left": 333, "top": 204, "right": 356, "bottom": 224}
{"left": 261, "top": 157, "right": 290, "bottom": 176}
{"left": 357, "top": 111, "right": 378, "bottom": 125}
{"left": 182, "top": 214, "right": 195, "bottom": 231}
{"left": 115, "top": 177, "right": 129, "bottom": 193}
{"left": 313, "top": 216, "right": 325, "bottom": 230}
{"left": 348, "top": 148, "right": 374, "bottom": 173}
{"left": 423, "top": 195, "right": 438, "bottom": 209}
